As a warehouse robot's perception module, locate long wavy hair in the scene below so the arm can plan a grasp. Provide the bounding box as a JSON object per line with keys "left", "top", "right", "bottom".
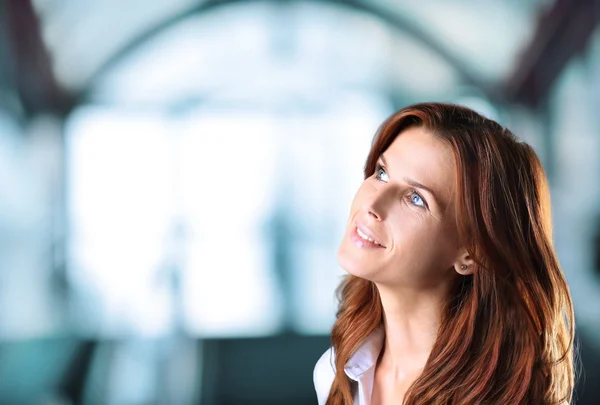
{"left": 326, "top": 103, "right": 575, "bottom": 405}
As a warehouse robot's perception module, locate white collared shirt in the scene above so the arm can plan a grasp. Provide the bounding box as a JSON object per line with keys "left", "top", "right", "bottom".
{"left": 313, "top": 326, "right": 385, "bottom": 405}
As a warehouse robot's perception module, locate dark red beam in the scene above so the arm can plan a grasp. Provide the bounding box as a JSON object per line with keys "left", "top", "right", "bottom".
{"left": 4, "top": 0, "right": 73, "bottom": 116}
{"left": 505, "top": 0, "right": 600, "bottom": 107}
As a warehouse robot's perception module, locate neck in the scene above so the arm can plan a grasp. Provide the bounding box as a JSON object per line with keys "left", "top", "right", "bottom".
{"left": 375, "top": 283, "right": 449, "bottom": 381}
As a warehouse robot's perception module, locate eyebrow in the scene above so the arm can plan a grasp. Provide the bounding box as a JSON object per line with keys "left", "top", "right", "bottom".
{"left": 379, "top": 154, "right": 442, "bottom": 206}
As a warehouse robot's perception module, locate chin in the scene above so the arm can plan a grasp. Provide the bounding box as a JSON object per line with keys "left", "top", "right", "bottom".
{"left": 336, "top": 245, "right": 376, "bottom": 280}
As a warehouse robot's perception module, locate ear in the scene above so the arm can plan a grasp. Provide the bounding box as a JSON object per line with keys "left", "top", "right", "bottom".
{"left": 454, "top": 250, "right": 475, "bottom": 276}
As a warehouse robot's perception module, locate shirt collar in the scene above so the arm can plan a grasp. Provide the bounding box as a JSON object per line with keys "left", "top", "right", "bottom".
{"left": 344, "top": 325, "right": 385, "bottom": 381}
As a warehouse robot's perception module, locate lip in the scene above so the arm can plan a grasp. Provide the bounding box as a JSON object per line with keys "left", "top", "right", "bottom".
{"left": 351, "top": 222, "right": 386, "bottom": 248}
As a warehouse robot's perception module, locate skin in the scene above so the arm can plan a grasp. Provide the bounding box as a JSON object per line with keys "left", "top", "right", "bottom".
{"left": 336, "top": 126, "right": 475, "bottom": 404}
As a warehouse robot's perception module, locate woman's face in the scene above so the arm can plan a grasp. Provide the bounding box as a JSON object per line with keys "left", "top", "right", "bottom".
{"left": 337, "top": 126, "right": 463, "bottom": 289}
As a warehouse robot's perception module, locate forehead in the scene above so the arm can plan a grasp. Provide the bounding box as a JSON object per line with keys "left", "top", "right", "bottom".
{"left": 382, "top": 126, "right": 456, "bottom": 206}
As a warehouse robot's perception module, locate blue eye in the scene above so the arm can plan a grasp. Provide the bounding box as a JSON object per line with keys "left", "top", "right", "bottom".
{"left": 375, "top": 164, "right": 389, "bottom": 182}
{"left": 374, "top": 163, "right": 428, "bottom": 209}
{"left": 409, "top": 191, "right": 425, "bottom": 207}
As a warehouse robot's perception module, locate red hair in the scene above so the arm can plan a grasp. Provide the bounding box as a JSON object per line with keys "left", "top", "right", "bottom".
{"left": 326, "top": 103, "right": 575, "bottom": 404}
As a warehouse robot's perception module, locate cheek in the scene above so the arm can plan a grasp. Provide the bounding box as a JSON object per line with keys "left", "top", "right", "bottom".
{"left": 390, "top": 213, "right": 428, "bottom": 247}
{"left": 437, "top": 211, "right": 461, "bottom": 249}
{"left": 417, "top": 221, "right": 459, "bottom": 268}
{"left": 349, "top": 181, "right": 373, "bottom": 213}
{"left": 389, "top": 213, "right": 454, "bottom": 265}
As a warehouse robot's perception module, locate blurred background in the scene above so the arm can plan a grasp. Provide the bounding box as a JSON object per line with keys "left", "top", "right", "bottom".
{"left": 0, "top": 0, "right": 599, "bottom": 403}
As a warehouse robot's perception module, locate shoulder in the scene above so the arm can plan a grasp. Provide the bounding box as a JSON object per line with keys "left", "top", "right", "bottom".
{"left": 313, "top": 347, "right": 337, "bottom": 405}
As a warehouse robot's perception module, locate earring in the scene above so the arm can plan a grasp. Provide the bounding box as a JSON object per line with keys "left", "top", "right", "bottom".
{"left": 460, "top": 264, "right": 467, "bottom": 270}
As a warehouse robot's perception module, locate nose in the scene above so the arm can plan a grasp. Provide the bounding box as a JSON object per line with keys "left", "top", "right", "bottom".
{"left": 368, "top": 208, "right": 381, "bottom": 221}
{"left": 365, "top": 184, "right": 395, "bottom": 221}
{"left": 367, "top": 192, "right": 388, "bottom": 221}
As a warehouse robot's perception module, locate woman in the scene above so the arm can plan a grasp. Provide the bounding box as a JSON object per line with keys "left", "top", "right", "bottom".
{"left": 313, "top": 103, "right": 575, "bottom": 405}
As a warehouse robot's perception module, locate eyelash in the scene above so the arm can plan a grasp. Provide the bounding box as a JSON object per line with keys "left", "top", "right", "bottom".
{"left": 373, "top": 163, "right": 429, "bottom": 209}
